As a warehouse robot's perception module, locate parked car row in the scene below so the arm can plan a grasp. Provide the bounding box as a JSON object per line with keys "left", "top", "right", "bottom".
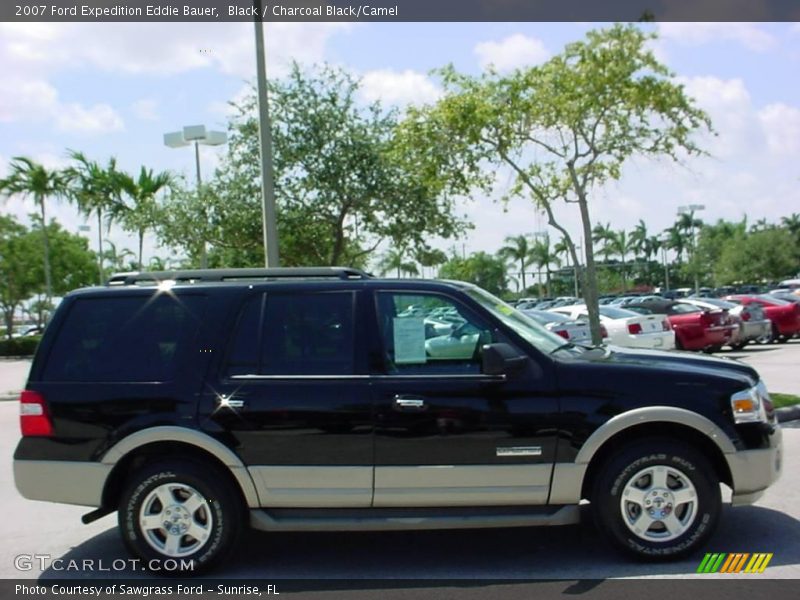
{"left": 510, "top": 287, "right": 800, "bottom": 352}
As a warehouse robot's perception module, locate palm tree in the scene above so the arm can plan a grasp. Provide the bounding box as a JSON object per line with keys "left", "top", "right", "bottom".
{"left": 591, "top": 222, "right": 615, "bottom": 263}
{"left": 378, "top": 247, "right": 417, "bottom": 278}
{"left": 630, "top": 219, "right": 649, "bottom": 261}
{"left": 498, "top": 234, "right": 533, "bottom": 291}
{"left": 530, "top": 234, "right": 559, "bottom": 297}
{"left": 116, "top": 167, "right": 175, "bottom": 269}
{"left": 65, "top": 151, "right": 125, "bottom": 283}
{"left": 607, "top": 230, "right": 636, "bottom": 291}
{"left": 0, "top": 157, "right": 67, "bottom": 301}
{"left": 663, "top": 224, "right": 687, "bottom": 263}
{"left": 782, "top": 213, "right": 800, "bottom": 238}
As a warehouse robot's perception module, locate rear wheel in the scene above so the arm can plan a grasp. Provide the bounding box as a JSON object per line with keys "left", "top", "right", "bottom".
{"left": 591, "top": 440, "right": 721, "bottom": 560}
{"left": 119, "top": 459, "right": 242, "bottom": 574}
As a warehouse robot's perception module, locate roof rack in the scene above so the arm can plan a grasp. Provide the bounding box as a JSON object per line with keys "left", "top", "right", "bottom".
{"left": 107, "top": 267, "right": 373, "bottom": 286}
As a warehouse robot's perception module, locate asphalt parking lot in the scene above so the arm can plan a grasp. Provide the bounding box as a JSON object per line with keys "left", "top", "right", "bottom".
{"left": 0, "top": 341, "right": 798, "bottom": 582}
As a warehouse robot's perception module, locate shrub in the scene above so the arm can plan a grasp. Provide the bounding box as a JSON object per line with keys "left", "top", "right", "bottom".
{"left": 0, "top": 335, "right": 41, "bottom": 357}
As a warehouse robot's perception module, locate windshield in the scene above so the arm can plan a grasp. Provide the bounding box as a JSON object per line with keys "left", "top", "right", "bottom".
{"left": 464, "top": 286, "right": 568, "bottom": 354}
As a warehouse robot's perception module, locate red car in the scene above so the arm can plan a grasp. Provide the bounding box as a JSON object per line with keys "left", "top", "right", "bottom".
{"left": 626, "top": 299, "right": 736, "bottom": 352}
{"left": 724, "top": 294, "right": 800, "bottom": 342}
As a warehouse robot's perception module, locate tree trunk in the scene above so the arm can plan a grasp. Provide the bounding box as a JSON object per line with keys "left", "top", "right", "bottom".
{"left": 578, "top": 197, "right": 602, "bottom": 344}
{"left": 138, "top": 229, "right": 145, "bottom": 271}
{"left": 39, "top": 195, "right": 53, "bottom": 303}
{"left": 520, "top": 259, "right": 527, "bottom": 291}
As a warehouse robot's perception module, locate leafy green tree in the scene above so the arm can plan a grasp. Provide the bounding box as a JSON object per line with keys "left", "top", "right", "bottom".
{"left": 399, "top": 24, "right": 712, "bottom": 343}
{"left": 438, "top": 252, "right": 508, "bottom": 296}
{"left": 717, "top": 228, "right": 796, "bottom": 284}
{"left": 0, "top": 157, "right": 68, "bottom": 301}
{"left": 781, "top": 213, "right": 800, "bottom": 265}
{"left": 190, "top": 62, "right": 470, "bottom": 269}
{"left": 0, "top": 216, "right": 96, "bottom": 333}
{"left": 0, "top": 216, "right": 39, "bottom": 337}
{"left": 414, "top": 247, "right": 448, "bottom": 279}
{"left": 498, "top": 235, "right": 534, "bottom": 290}
{"left": 116, "top": 167, "right": 175, "bottom": 269}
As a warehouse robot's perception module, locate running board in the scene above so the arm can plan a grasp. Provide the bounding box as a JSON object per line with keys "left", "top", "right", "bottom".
{"left": 249, "top": 505, "right": 580, "bottom": 532}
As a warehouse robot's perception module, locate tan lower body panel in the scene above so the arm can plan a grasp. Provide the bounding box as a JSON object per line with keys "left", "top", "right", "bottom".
{"left": 373, "top": 464, "right": 552, "bottom": 507}
{"left": 14, "top": 460, "right": 112, "bottom": 507}
{"left": 249, "top": 466, "right": 373, "bottom": 507}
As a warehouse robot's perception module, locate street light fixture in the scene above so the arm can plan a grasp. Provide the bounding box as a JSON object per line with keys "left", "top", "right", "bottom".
{"left": 163, "top": 125, "right": 227, "bottom": 269}
{"left": 677, "top": 204, "right": 706, "bottom": 293}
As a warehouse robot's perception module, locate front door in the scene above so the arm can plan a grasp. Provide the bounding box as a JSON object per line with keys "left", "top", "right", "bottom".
{"left": 370, "top": 290, "right": 559, "bottom": 507}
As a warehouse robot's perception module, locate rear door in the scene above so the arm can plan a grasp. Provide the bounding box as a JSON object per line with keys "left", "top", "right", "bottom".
{"left": 201, "top": 288, "right": 374, "bottom": 507}
{"left": 369, "top": 290, "right": 559, "bottom": 507}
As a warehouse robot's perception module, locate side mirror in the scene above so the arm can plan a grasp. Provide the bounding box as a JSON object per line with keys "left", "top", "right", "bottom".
{"left": 481, "top": 343, "right": 528, "bottom": 376}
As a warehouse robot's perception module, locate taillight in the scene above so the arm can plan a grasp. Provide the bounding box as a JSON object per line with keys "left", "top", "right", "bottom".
{"left": 741, "top": 311, "right": 751, "bottom": 321}
{"left": 628, "top": 323, "right": 642, "bottom": 334}
{"left": 20, "top": 390, "right": 53, "bottom": 437}
{"left": 600, "top": 325, "right": 608, "bottom": 338}
{"left": 556, "top": 329, "right": 570, "bottom": 339}
{"left": 662, "top": 320, "right": 670, "bottom": 331}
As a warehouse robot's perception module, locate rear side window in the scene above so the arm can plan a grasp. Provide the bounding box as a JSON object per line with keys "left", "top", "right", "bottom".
{"left": 43, "top": 294, "right": 205, "bottom": 382}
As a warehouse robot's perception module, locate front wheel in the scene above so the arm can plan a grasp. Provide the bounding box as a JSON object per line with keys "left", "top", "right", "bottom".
{"left": 591, "top": 440, "right": 721, "bottom": 560}
{"left": 119, "top": 459, "right": 243, "bottom": 575}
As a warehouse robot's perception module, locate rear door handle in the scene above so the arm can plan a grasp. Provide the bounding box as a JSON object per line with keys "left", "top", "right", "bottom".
{"left": 393, "top": 395, "right": 427, "bottom": 411}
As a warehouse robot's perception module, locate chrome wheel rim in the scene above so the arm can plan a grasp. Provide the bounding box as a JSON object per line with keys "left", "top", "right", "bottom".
{"left": 139, "top": 483, "right": 213, "bottom": 557}
{"left": 620, "top": 465, "right": 698, "bottom": 542}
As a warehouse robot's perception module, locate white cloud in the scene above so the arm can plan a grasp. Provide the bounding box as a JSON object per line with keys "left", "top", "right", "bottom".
{"left": 678, "top": 76, "right": 762, "bottom": 159}
{"left": 0, "top": 22, "right": 352, "bottom": 80}
{"left": 474, "top": 34, "right": 549, "bottom": 72}
{"left": 55, "top": 103, "right": 125, "bottom": 135}
{"left": 132, "top": 99, "right": 159, "bottom": 121}
{"left": 758, "top": 103, "right": 800, "bottom": 155}
{"left": 657, "top": 23, "right": 776, "bottom": 52}
{"left": 0, "top": 78, "right": 58, "bottom": 123}
{"left": 360, "top": 69, "right": 441, "bottom": 106}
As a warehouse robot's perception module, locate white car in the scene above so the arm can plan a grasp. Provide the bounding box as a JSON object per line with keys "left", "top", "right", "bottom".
{"left": 548, "top": 304, "right": 675, "bottom": 350}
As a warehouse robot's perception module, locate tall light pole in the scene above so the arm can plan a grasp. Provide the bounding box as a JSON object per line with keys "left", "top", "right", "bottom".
{"left": 164, "top": 125, "right": 227, "bottom": 269}
{"left": 659, "top": 232, "right": 671, "bottom": 292}
{"left": 254, "top": 0, "right": 280, "bottom": 267}
{"left": 573, "top": 241, "right": 582, "bottom": 298}
{"left": 678, "top": 204, "right": 705, "bottom": 293}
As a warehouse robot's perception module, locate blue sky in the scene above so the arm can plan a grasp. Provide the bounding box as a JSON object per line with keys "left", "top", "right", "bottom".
{"left": 1, "top": 21, "right": 798, "bottom": 267}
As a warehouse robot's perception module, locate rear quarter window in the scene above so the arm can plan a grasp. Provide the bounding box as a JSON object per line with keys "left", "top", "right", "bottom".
{"left": 42, "top": 294, "right": 206, "bottom": 382}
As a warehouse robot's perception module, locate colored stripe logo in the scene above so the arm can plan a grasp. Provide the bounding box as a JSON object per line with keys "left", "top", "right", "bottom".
{"left": 697, "top": 553, "right": 773, "bottom": 573}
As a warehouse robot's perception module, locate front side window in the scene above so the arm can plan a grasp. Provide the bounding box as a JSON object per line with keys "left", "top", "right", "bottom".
{"left": 376, "top": 292, "right": 493, "bottom": 374}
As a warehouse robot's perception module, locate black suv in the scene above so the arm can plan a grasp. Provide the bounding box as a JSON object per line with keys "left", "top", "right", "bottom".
{"left": 14, "top": 268, "right": 782, "bottom": 573}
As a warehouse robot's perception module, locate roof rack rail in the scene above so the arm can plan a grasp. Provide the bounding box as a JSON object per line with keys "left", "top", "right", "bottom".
{"left": 106, "top": 267, "right": 373, "bottom": 286}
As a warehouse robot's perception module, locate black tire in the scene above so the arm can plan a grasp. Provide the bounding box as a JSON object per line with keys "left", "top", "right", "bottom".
{"left": 728, "top": 341, "right": 747, "bottom": 351}
{"left": 591, "top": 439, "right": 721, "bottom": 560}
{"left": 118, "top": 459, "right": 243, "bottom": 575}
